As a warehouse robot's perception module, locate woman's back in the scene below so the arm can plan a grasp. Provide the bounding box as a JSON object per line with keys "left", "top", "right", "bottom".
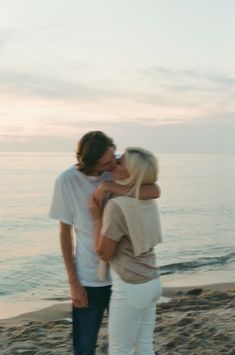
{"left": 102, "top": 196, "right": 162, "bottom": 283}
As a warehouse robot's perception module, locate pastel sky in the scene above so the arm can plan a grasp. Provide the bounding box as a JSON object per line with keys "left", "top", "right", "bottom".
{"left": 0, "top": 0, "right": 234, "bottom": 153}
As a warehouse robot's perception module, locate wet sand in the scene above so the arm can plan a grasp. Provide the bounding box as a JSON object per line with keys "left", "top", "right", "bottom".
{"left": 1, "top": 283, "right": 234, "bottom": 354}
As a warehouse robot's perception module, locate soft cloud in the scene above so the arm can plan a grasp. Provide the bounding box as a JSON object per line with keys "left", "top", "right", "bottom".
{"left": 0, "top": 29, "right": 15, "bottom": 49}
{"left": 139, "top": 67, "right": 235, "bottom": 102}
{"left": 1, "top": 118, "right": 234, "bottom": 153}
{"left": 1, "top": 66, "right": 234, "bottom": 127}
{"left": 0, "top": 72, "right": 113, "bottom": 101}
{"left": 0, "top": 1, "right": 234, "bottom": 152}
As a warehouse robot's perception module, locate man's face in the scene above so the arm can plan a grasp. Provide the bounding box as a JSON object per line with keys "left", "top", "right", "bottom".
{"left": 94, "top": 146, "right": 117, "bottom": 174}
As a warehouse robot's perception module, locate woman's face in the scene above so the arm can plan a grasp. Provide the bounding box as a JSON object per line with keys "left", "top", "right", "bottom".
{"left": 112, "top": 154, "right": 130, "bottom": 180}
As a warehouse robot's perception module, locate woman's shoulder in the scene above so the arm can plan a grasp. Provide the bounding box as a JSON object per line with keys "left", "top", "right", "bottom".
{"left": 110, "top": 196, "right": 133, "bottom": 205}
{"left": 103, "top": 197, "right": 127, "bottom": 227}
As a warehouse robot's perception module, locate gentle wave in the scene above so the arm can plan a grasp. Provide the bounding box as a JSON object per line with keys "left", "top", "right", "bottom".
{"left": 160, "top": 251, "right": 235, "bottom": 275}
{"left": 0, "top": 254, "right": 67, "bottom": 296}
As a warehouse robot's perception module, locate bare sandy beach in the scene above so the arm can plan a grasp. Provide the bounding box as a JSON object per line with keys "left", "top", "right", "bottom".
{"left": 1, "top": 283, "right": 234, "bottom": 355}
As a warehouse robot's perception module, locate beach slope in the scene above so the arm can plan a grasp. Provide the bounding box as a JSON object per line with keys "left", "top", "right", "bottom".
{"left": 0, "top": 284, "right": 234, "bottom": 354}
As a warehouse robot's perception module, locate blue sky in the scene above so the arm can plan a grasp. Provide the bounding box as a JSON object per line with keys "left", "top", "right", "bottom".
{"left": 0, "top": 0, "right": 234, "bottom": 152}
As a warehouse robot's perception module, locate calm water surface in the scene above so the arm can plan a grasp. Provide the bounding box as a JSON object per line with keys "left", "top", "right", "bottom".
{"left": 0, "top": 152, "right": 235, "bottom": 318}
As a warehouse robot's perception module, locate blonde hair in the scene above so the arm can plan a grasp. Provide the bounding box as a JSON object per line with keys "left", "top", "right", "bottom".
{"left": 116, "top": 147, "right": 159, "bottom": 198}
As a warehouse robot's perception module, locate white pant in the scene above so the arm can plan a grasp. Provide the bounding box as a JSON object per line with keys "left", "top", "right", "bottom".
{"left": 109, "top": 270, "right": 161, "bottom": 355}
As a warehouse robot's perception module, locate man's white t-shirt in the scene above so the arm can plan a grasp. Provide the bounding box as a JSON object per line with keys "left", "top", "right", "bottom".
{"left": 49, "top": 165, "right": 112, "bottom": 287}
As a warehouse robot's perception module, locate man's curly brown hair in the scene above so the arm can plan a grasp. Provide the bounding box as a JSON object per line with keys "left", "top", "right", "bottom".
{"left": 76, "top": 131, "right": 115, "bottom": 174}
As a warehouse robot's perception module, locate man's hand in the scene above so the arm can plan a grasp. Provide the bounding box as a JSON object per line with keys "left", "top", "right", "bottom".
{"left": 70, "top": 281, "right": 89, "bottom": 308}
{"left": 92, "top": 181, "right": 113, "bottom": 207}
{"left": 89, "top": 196, "right": 103, "bottom": 221}
{"left": 93, "top": 180, "right": 130, "bottom": 206}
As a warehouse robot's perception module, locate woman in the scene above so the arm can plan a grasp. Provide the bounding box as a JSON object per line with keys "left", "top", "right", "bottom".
{"left": 89, "top": 147, "right": 162, "bottom": 355}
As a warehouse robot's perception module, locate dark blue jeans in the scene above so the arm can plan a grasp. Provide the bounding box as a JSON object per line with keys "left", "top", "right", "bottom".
{"left": 72, "top": 285, "right": 111, "bottom": 355}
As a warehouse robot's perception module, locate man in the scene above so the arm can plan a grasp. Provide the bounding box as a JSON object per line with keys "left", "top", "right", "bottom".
{"left": 49, "top": 131, "right": 160, "bottom": 355}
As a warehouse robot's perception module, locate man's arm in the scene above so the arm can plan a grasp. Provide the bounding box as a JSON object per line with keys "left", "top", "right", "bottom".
{"left": 93, "top": 181, "right": 161, "bottom": 206}
{"left": 60, "top": 221, "right": 88, "bottom": 308}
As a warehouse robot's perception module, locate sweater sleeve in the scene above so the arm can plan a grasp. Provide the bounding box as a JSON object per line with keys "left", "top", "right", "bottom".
{"left": 101, "top": 200, "right": 127, "bottom": 242}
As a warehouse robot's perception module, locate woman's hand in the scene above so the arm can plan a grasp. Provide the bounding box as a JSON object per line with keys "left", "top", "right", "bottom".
{"left": 89, "top": 196, "right": 102, "bottom": 221}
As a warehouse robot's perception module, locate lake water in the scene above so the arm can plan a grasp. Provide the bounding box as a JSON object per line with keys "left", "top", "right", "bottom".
{"left": 0, "top": 152, "right": 235, "bottom": 318}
